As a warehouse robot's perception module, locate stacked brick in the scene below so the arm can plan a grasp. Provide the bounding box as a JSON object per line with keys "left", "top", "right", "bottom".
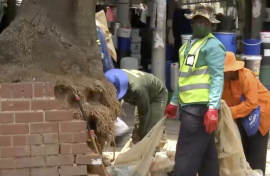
{"left": 0, "top": 83, "right": 102, "bottom": 176}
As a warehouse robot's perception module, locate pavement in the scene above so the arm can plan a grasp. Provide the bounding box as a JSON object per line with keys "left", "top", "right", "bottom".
{"left": 104, "top": 102, "right": 270, "bottom": 175}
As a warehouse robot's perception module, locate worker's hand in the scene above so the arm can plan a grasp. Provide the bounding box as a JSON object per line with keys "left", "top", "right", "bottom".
{"left": 204, "top": 107, "right": 218, "bottom": 134}
{"left": 165, "top": 103, "right": 178, "bottom": 119}
{"left": 132, "top": 129, "right": 140, "bottom": 144}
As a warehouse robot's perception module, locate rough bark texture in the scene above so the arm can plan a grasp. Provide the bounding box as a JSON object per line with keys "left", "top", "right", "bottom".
{"left": 0, "top": 0, "right": 123, "bottom": 145}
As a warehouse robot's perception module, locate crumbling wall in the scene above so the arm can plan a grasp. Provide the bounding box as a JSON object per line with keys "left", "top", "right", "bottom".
{"left": 0, "top": 82, "right": 101, "bottom": 176}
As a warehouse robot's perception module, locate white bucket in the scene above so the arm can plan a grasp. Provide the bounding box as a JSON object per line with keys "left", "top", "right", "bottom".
{"left": 118, "top": 27, "right": 132, "bottom": 38}
{"left": 181, "top": 35, "right": 192, "bottom": 45}
{"left": 260, "top": 32, "right": 270, "bottom": 43}
{"left": 131, "top": 36, "right": 142, "bottom": 43}
{"left": 130, "top": 43, "right": 141, "bottom": 53}
{"left": 120, "top": 57, "right": 139, "bottom": 70}
{"left": 131, "top": 28, "right": 140, "bottom": 38}
{"left": 241, "top": 55, "right": 262, "bottom": 78}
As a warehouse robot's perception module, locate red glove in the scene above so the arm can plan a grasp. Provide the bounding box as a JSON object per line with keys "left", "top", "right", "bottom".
{"left": 165, "top": 103, "right": 178, "bottom": 119}
{"left": 204, "top": 107, "right": 218, "bottom": 134}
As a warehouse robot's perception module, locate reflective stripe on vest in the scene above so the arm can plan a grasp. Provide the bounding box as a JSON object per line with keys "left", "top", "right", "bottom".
{"left": 96, "top": 39, "right": 100, "bottom": 46}
{"left": 178, "top": 33, "right": 214, "bottom": 104}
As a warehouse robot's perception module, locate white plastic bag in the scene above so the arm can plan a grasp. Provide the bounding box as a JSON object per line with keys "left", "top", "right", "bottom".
{"left": 115, "top": 117, "right": 130, "bottom": 137}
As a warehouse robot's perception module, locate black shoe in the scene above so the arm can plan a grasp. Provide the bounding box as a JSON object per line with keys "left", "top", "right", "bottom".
{"left": 115, "top": 130, "right": 132, "bottom": 148}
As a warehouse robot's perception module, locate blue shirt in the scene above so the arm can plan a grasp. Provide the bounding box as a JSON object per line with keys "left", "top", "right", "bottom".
{"left": 171, "top": 36, "right": 226, "bottom": 109}
{"left": 96, "top": 27, "right": 114, "bottom": 73}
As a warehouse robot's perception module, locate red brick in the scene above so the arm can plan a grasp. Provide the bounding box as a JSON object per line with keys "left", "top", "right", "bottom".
{"left": 30, "top": 122, "right": 58, "bottom": 133}
{"left": 59, "top": 121, "right": 87, "bottom": 132}
{"left": 75, "top": 153, "right": 102, "bottom": 165}
{"left": 13, "top": 135, "right": 27, "bottom": 146}
{"left": 1, "top": 169, "right": 30, "bottom": 176}
{"left": 45, "top": 82, "right": 55, "bottom": 97}
{"left": 17, "top": 157, "right": 46, "bottom": 168}
{"left": 13, "top": 134, "right": 42, "bottom": 146}
{"left": 1, "top": 83, "right": 11, "bottom": 98}
{"left": 43, "top": 133, "right": 58, "bottom": 144}
{"left": 28, "top": 134, "right": 43, "bottom": 145}
{"left": 0, "top": 113, "right": 14, "bottom": 123}
{"left": 23, "top": 83, "right": 33, "bottom": 98}
{"left": 1, "top": 124, "right": 29, "bottom": 135}
{"left": 31, "top": 99, "right": 60, "bottom": 110}
{"left": 31, "top": 167, "right": 58, "bottom": 176}
{"left": 15, "top": 112, "right": 43, "bottom": 123}
{"left": 12, "top": 83, "right": 23, "bottom": 98}
{"left": 0, "top": 159, "right": 15, "bottom": 169}
{"left": 1, "top": 100, "right": 30, "bottom": 111}
{"left": 34, "top": 83, "right": 44, "bottom": 97}
{"left": 45, "top": 110, "right": 74, "bottom": 122}
{"left": 31, "top": 144, "right": 59, "bottom": 156}
{"left": 60, "top": 143, "right": 88, "bottom": 155}
{"left": 46, "top": 155, "right": 74, "bottom": 166}
{"left": 59, "top": 133, "right": 74, "bottom": 143}
{"left": 74, "top": 131, "right": 88, "bottom": 143}
{"left": 1, "top": 146, "right": 30, "bottom": 158}
{"left": 60, "top": 166, "right": 87, "bottom": 176}
{"left": 59, "top": 132, "right": 88, "bottom": 143}
{"left": 0, "top": 136, "right": 11, "bottom": 146}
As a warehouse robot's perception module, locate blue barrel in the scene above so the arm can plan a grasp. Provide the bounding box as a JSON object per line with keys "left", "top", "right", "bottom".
{"left": 166, "top": 44, "right": 173, "bottom": 61}
{"left": 213, "top": 32, "right": 236, "bottom": 54}
{"left": 243, "top": 39, "right": 261, "bottom": 55}
{"left": 118, "top": 37, "right": 131, "bottom": 51}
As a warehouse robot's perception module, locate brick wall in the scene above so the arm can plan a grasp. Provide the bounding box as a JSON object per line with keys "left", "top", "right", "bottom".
{"left": 0, "top": 83, "right": 102, "bottom": 176}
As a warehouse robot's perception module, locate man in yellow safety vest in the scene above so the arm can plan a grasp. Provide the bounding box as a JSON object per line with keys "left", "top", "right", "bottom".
{"left": 165, "top": 4, "right": 226, "bottom": 176}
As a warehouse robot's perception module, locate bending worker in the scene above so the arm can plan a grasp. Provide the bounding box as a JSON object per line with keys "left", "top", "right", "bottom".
{"left": 222, "top": 52, "right": 270, "bottom": 175}
{"left": 165, "top": 4, "right": 226, "bottom": 176}
{"left": 105, "top": 69, "right": 168, "bottom": 144}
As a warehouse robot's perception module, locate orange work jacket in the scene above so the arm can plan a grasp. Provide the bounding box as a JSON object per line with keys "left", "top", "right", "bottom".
{"left": 222, "top": 68, "right": 270, "bottom": 136}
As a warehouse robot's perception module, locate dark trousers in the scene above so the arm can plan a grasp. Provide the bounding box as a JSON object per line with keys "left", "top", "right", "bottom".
{"left": 174, "top": 105, "right": 219, "bottom": 176}
{"left": 236, "top": 118, "right": 269, "bottom": 175}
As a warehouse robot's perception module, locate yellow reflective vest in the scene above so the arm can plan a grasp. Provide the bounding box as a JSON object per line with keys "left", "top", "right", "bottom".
{"left": 178, "top": 33, "right": 214, "bottom": 104}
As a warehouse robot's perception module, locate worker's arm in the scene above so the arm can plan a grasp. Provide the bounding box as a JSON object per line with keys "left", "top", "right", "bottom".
{"left": 205, "top": 40, "right": 226, "bottom": 109}
{"left": 132, "top": 86, "right": 151, "bottom": 137}
{"left": 230, "top": 72, "right": 259, "bottom": 119}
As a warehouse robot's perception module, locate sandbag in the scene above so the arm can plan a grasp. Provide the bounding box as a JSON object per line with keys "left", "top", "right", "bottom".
{"left": 216, "top": 100, "right": 262, "bottom": 176}
{"left": 107, "top": 116, "right": 167, "bottom": 176}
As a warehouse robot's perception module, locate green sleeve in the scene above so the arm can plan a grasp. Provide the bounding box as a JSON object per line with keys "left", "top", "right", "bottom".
{"left": 132, "top": 87, "right": 151, "bottom": 137}
{"left": 204, "top": 40, "right": 226, "bottom": 109}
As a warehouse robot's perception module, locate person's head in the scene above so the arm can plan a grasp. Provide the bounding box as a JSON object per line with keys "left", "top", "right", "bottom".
{"left": 105, "top": 69, "right": 128, "bottom": 100}
{"left": 224, "top": 52, "right": 245, "bottom": 80}
{"left": 185, "top": 4, "right": 220, "bottom": 38}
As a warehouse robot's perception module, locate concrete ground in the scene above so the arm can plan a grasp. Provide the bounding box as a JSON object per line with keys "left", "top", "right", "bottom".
{"left": 105, "top": 102, "right": 270, "bottom": 175}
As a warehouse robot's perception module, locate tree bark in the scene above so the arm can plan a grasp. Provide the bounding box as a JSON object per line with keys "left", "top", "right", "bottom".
{"left": 0, "top": 0, "right": 122, "bottom": 144}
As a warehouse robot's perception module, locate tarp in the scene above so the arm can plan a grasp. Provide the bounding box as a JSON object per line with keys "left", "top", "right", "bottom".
{"left": 95, "top": 10, "right": 117, "bottom": 62}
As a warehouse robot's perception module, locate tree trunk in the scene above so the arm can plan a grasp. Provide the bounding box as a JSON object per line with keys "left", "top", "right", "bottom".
{"left": 0, "top": 0, "right": 122, "bottom": 144}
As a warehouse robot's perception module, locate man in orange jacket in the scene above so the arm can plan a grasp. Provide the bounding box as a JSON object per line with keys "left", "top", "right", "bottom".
{"left": 222, "top": 52, "right": 270, "bottom": 175}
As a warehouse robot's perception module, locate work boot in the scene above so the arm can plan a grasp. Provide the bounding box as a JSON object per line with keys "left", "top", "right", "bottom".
{"left": 115, "top": 129, "right": 132, "bottom": 148}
